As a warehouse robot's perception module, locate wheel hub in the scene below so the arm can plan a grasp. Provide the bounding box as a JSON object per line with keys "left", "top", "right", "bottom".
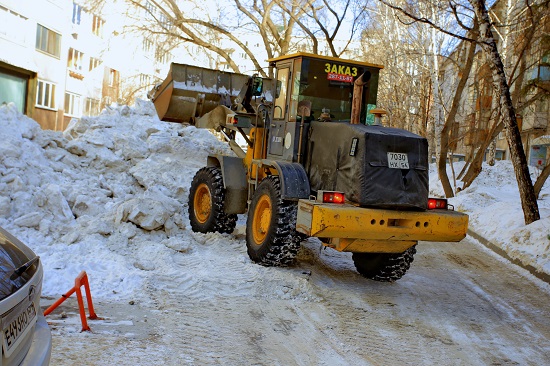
{"left": 194, "top": 183, "right": 211, "bottom": 224}
{"left": 252, "top": 194, "right": 272, "bottom": 244}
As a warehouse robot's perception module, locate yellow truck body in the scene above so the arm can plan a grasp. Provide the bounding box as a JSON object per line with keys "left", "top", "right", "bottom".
{"left": 296, "top": 199, "right": 469, "bottom": 253}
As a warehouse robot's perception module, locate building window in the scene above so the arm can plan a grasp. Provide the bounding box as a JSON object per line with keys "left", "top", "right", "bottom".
{"left": 145, "top": 1, "right": 156, "bottom": 17}
{"left": 89, "top": 57, "right": 102, "bottom": 71}
{"left": 92, "top": 15, "right": 105, "bottom": 38}
{"left": 72, "top": 2, "right": 83, "bottom": 25}
{"left": 36, "top": 24, "right": 61, "bottom": 57}
{"left": 155, "top": 46, "right": 171, "bottom": 64}
{"left": 109, "top": 69, "right": 119, "bottom": 87}
{"left": 68, "top": 48, "right": 84, "bottom": 72}
{"left": 159, "top": 13, "right": 171, "bottom": 28}
{"left": 139, "top": 73, "right": 152, "bottom": 87}
{"left": 64, "top": 92, "right": 81, "bottom": 116}
{"left": 142, "top": 37, "right": 153, "bottom": 54}
{"left": 85, "top": 97, "right": 100, "bottom": 116}
{"left": 103, "top": 96, "right": 112, "bottom": 107}
{"left": 36, "top": 80, "right": 56, "bottom": 109}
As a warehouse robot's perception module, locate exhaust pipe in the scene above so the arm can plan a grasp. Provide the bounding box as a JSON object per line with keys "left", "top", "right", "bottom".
{"left": 350, "top": 71, "right": 371, "bottom": 125}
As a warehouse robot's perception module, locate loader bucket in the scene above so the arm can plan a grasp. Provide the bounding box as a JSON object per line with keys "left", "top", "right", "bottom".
{"left": 149, "top": 63, "right": 250, "bottom": 124}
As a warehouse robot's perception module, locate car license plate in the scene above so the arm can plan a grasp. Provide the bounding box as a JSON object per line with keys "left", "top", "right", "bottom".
{"left": 387, "top": 152, "right": 409, "bottom": 169}
{"left": 2, "top": 302, "right": 37, "bottom": 357}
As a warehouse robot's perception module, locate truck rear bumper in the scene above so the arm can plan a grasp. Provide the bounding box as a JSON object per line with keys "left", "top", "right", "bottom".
{"left": 296, "top": 199, "right": 469, "bottom": 253}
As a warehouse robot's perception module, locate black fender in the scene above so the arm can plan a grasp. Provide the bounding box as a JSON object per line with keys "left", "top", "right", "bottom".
{"left": 265, "top": 160, "right": 310, "bottom": 200}
{"left": 207, "top": 155, "right": 248, "bottom": 214}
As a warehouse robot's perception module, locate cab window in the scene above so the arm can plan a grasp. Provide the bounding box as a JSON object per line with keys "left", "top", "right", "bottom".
{"left": 274, "top": 67, "right": 290, "bottom": 119}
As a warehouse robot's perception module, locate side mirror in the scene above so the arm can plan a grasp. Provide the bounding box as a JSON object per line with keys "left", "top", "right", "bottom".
{"left": 252, "top": 77, "right": 263, "bottom": 96}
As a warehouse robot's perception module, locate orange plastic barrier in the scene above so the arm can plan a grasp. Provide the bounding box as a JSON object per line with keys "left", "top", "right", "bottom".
{"left": 44, "top": 271, "right": 98, "bottom": 332}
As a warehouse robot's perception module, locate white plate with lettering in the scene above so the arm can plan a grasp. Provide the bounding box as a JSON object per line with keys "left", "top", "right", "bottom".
{"left": 387, "top": 152, "right": 409, "bottom": 169}
{"left": 2, "top": 302, "right": 37, "bottom": 357}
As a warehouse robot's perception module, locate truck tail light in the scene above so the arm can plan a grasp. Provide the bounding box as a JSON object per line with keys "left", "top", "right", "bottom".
{"left": 322, "top": 191, "right": 345, "bottom": 204}
{"left": 226, "top": 114, "right": 238, "bottom": 125}
{"left": 428, "top": 198, "right": 447, "bottom": 210}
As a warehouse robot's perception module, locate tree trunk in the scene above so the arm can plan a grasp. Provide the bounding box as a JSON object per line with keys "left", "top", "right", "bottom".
{"left": 469, "top": 0, "right": 539, "bottom": 225}
{"left": 438, "top": 32, "right": 477, "bottom": 198}
{"left": 487, "top": 86, "right": 502, "bottom": 167}
{"left": 487, "top": 139, "right": 496, "bottom": 166}
{"left": 534, "top": 163, "right": 550, "bottom": 198}
{"left": 430, "top": 5, "right": 442, "bottom": 165}
{"left": 426, "top": 77, "right": 435, "bottom": 160}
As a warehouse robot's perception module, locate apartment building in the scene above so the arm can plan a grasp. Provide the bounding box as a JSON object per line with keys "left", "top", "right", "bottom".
{"left": 0, "top": 0, "right": 175, "bottom": 131}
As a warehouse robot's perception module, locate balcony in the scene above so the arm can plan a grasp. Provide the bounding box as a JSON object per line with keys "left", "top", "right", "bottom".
{"left": 522, "top": 112, "right": 547, "bottom": 131}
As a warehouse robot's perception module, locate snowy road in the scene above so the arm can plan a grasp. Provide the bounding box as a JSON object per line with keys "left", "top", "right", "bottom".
{"left": 45, "top": 234, "right": 550, "bottom": 365}
{"left": 3, "top": 97, "right": 550, "bottom": 365}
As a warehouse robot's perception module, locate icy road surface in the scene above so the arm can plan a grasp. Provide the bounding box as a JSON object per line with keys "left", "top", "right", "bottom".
{"left": 46, "top": 235, "right": 550, "bottom": 365}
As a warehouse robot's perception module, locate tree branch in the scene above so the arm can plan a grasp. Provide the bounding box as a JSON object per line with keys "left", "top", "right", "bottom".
{"left": 378, "top": 0, "right": 478, "bottom": 43}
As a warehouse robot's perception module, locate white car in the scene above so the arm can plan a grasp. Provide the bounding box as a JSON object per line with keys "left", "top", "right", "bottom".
{"left": 0, "top": 226, "right": 51, "bottom": 365}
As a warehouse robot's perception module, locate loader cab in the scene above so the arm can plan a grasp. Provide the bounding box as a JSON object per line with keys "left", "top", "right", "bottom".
{"left": 266, "top": 52, "right": 383, "bottom": 162}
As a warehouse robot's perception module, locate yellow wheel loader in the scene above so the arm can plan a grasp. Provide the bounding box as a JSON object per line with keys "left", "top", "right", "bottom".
{"left": 149, "top": 53, "right": 469, "bottom": 281}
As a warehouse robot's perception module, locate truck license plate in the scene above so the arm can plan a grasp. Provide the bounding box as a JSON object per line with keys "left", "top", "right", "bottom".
{"left": 2, "top": 302, "right": 37, "bottom": 357}
{"left": 387, "top": 152, "right": 409, "bottom": 169}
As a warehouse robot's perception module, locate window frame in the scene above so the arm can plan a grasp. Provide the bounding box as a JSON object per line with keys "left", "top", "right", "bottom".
{"left": 273, "top": 65, "right": 291, "bottom": 120}
{"left": 108, "top": 69, "right": 118, "bottom": 87}
{"left": 68, "top": 48, "right": 84, "bottom": 72}
{"left": 92, "top": 15, "right": 105, "bottom": 38}
{"left": 36, "top": 80, "right": 57, "bottom": 110}
{"left": 85, "top": 97, "right": 100, "bottom": 116}
{"left": 64, "top": 91, "right": 81, "bottom": 117}
{"left": 155, "top": 46, "right": 172, "bottom": 64}
{"left": 89, "top": 57, "right": 102, "bottom": 71}
{"left": 145, "top": 1, "right": 156, "bottom": 18}
{"left": 139, "top": 73, "right": 152, "bottom": 87}
{"left": 35, "top": 24, "right": 61, "bottom": 58}
{"left": 142, "top": 37, "right": 154, "bottom": 54}
{"left": 72, "top": 2, "right": 83, "bottom": 25}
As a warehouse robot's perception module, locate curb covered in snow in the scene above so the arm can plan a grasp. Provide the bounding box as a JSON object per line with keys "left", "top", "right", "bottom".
{"left": 468, "top": 229, "right": 550, "bottom": 284}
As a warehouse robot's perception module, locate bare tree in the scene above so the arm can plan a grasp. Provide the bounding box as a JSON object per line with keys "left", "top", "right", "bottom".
{"left": 379, "top": 0, "right": 540, "bottom": 224}
{"left": 439, "top": 21, "right": 479, "bottom": 198}
{"left": 458, "top": 0, "right": 549, "bottom": 187}
{"left": 98, "top": 0, "right": 369, "bottom": 79}
{"left": 282, "top": 0, "right": 366, "bottom": 56}
{"left": 362, "top": 3, "right": 437, "bottom": 137}
{"left": 470, "top": 0, "right": 539, "bottom": 224}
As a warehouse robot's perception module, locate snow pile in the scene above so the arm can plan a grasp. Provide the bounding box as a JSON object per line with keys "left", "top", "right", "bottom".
{"left": 0, "top": 101, "right": 236, "bottom": 301}
{"left": 429, "top": 161, "right": 550, "bottom": 275}
{"left": 0, "top": 100, "right": 548, "bottom": 306}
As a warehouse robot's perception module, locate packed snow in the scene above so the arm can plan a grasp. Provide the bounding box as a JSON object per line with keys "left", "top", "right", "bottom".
{"left": 0, "top": 100, "right": 549, "bottom": 306}
{"left": 430, "top": 160, "right": 550, "bottom": 276}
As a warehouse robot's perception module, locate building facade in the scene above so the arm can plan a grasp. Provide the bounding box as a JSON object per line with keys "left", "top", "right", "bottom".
{"left": 0, "top": 0, "right": 175, "bottom": 131}
{"left": 442, "top": 0, "right": 550, "bottom": 167}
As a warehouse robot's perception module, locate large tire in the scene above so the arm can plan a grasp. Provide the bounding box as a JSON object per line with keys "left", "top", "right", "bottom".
{"left": 246, "top": 176, "right": 302, "bottom": 266}
{"left": 188, "top": 167, "right": 237, "bottom": 234}
{"left": 352, "top": 245, "right": 417, "bottom": 282}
